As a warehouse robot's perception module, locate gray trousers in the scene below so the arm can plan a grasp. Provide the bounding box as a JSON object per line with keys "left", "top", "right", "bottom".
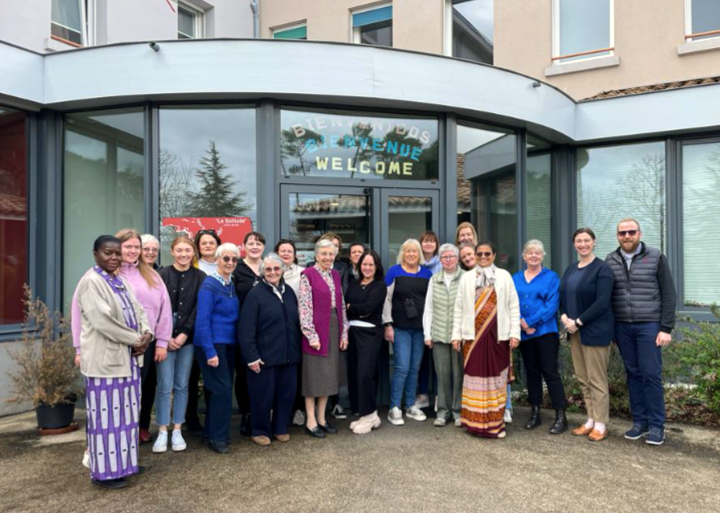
{"left": 432, "top": 342, "right": 464, "bottom": 420}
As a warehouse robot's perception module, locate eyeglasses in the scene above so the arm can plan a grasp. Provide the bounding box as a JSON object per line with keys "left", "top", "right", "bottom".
{"left": 618, "top": 230, "right": 638, "bottom": 237}
{"left": 144, "top": 248, "right": 158, "bottom": 254}
{"left": 476, "top": 252, "right": 493, "bottom": 258}
{"left": 264, "top": 266, "right": 282, "bottom": 273}
{"left": 221, "top": 256, "right": 238, "bottom": 263}
{"left": 440, "top": 255, "right": 458, "bottom": 261}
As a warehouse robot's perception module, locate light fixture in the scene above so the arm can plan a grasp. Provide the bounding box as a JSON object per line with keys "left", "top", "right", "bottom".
{"left": 149, "top": 42, "right": 160, "bottom": 52}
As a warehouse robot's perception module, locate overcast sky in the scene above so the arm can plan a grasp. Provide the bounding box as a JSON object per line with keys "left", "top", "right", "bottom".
{"left": 454, "top": 0, "right": 494, "bottom": 42}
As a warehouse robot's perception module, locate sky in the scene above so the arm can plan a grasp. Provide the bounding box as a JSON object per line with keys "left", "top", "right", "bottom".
{"left": 454, "top": 0, "right": 494, "bottom": 43}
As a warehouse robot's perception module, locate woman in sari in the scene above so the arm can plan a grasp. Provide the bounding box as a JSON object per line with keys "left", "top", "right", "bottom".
{"left": 452, "top": 241, "right": 520, "bottom": 438}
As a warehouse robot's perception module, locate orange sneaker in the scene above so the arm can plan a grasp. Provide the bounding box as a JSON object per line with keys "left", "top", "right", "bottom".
{"left": 571, "top": 425, "right": 593, "bottom": 436}
{"left": 588, "top": 429, "right": 608, "bottom": 442}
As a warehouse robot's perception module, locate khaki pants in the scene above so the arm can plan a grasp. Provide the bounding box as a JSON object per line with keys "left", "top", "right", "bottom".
{"left": 569, "top": 331, "right": 610, "bottom": 424}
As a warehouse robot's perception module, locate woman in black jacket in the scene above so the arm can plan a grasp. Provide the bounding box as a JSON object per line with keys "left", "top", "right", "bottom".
{"left": 239, "top": 253, "right": 301, "bottom": 446}
{"left": 560, "top": 228, "right": 615, "bottom": 443}
{"left": 155, "top": 236, "right": 206, "bottom": 452}
{"left": 345, "top": 250, "right": 387, "bottom": 434}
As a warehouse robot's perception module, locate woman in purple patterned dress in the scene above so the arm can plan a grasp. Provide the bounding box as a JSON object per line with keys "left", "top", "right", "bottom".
{"left": 75, "top": 235, "right": 153, "bottom": 489}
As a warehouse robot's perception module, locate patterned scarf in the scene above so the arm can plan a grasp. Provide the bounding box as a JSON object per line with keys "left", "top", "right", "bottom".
{"left": 93, "top": 266, "right": 138, "bottom": 331}
{"left": 475, "top": 264, "right": 497, "bottom": 289}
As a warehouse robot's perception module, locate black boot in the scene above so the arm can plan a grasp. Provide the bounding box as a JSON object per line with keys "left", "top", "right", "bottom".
{"left": 239, "top": 413, "right": 251, "bottom": 437}
{"left": 549, "top": 409, "right": 568, "bottom": 435}
{"left": 524, "top": 405, "right": 542, "bottom": 430}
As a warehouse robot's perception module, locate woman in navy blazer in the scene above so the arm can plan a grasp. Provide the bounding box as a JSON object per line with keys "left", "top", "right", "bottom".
{"left": 560, "top": 228, "right": 615, "bottom": 443}
{"left": 240, "top": 253, "right": 302, "bottom": 446}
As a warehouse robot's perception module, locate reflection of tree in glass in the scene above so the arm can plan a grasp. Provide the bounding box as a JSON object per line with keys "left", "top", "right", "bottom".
{"left": 159, "top": 150, "right": 195, "bottom": 219}
{"left": 280, "top": 127, "right": 322, "bottom": 177}
{"left": 621, "top": 153, "right": 666, "bottom": 252}
{"left": 340, "top": 123, "right": 374, "bottom": 179}
{"left": 187, "top": 141, "right": 251, "bottom": 217}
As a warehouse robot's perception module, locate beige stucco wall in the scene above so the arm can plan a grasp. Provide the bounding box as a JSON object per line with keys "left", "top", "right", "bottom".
{"left": 260, "top": 0, "right": 444, "bottom": 54}
{"left": 495, "top": 0, "right": 720, "bottom": 100}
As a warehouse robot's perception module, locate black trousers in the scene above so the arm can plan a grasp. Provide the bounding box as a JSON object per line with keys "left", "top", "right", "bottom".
{"left": 234, "top": 349, "right": 251, "bottom": 415}
{"left": 519, "top": 332, "right": 566, "bottom": 410}
{"left": 348, "top": 325, "right": 383, "bottom": 417}
{"left": 247, "top": 364, "right": 297, "bottom": 438}
{"left": 140, "top": 341, "right": 157, "bottom": 430}
{"left": 196, "top": 344, "right": 236, "bottom": 443}
{"left": 186, "top": 358, "right": 204, "bottom": 425}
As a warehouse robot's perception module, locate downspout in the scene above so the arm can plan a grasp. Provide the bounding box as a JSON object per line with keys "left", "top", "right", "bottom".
{"left": 251, "top": 0, "right": 260, "bottom": 38}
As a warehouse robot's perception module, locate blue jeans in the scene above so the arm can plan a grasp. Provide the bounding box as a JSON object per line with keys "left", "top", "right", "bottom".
{"left": 196, "top": 344, "right": 236, "bottom": 444}
{"left": 155, "top": 343, "right": 195, "bottom": 426}
{"left": 391, "top": 328, "right": 425, "bottom": 409}
{"left": 615, "top": 322, "right": 665, "bottom": 429}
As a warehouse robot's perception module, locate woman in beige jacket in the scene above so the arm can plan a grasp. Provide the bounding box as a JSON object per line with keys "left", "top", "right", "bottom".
{"left": 76, "top": 235, "right": 153, "bottom": 489}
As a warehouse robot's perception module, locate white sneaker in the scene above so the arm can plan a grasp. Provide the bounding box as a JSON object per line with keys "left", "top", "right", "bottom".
{"left": 82, "top": 449, "right": 90, "bottom": 468}
{"left": 171, "top": 429, "right": 187, "bottom": 452}
{"left": 406, "top": 405, "right": 427, "bottom": 422}
{"left": 415, "top": 394, "right": 430, "bottom": 409}
{"left": 292, "top": 409, "right": 306, "bottom": 426}
{"left": 455, "top": 418, "right": 463, "bottom": 427}
{"left": 504, "top": 409, "right": 513, "bottom": 424}
{"left": 388, "top": 406, "right": 405, "bottom": 426}
{"left": 332, "top": 404, "right": 347, "bottom": 420}
{"left": 433, "top": 417, "right": 447, "bottom": 427}
{"left": 152, "top": 430, "right": 168, "bottom": 453}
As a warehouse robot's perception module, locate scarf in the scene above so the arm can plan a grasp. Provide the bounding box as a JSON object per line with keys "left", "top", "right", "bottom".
{"left": 475, "top": 264, "right": 497, "bottom": 289}
{"left": 93, "top": 266, "right": 139, "bottom": 330}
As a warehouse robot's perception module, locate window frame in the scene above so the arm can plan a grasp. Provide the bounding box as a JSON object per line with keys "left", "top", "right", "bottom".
{"left": 272, "top": 22, "right": 308, "bottom": 40}
{"left": 350, "top": 3, "right": 393, "bottom": 45}
{"left": 551, "top": 0, "right": 614, "bottom": 63}
{"left": 50, "top": 0, "right": 87, "bottom": 48}
{"left": 178, "top": 0, "right": 205, "bottom": 40}
{"left": 684, "top": 0, "right": 720, "bottom": 42}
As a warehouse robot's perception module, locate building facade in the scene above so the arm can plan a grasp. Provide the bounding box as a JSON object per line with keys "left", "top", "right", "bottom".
{"left": 1, "top": 1, "right": 719, "bottom": 414}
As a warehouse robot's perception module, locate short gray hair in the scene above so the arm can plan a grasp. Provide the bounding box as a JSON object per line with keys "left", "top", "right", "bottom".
{"left": 259, "top": 253, "right": 286, "bottom": 274}
{"left": 522, "top": 239, "right": 546, "bottom": 256}
{"left": 215, "top": 243, "right": 240, "bottom": 258}
{"left": 141, "top": 234, "right": 159, "bottom": 247}
{"left": 397, "top": 239, "right": 425, "bottom": 265}
{"left": 315, "top": 239, "right": 338, "bottom": 256}
{"left": 438, "top": 243, "right": 459, "bottom": 258}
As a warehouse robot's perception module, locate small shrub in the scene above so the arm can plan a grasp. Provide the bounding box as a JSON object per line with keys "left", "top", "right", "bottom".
{"left": 6, "top": 285, "right": 83, "bottom": 407}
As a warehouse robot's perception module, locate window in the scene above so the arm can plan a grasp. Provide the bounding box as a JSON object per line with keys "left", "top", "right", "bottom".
{"left": 51, "top": 0, "right": 85, "bottom": 46}
{"left": 63, "top": 108, "right": 145, "bottom": 310}
{"left": 448, "top": 0, "right": 494, "bottom": 64}
{"left": 553, "top": 0, "right": 612, "bottom": 62}
{"left": 0, "top": 108, "right": 28, "bottom": 326}
{"left": 280, "top": 108, "right": 439, "bottom": 181}
{"left": 352, "top": 4, "right": 392, "bottom": 46}
{"left": 178, "top": 2, "right": 204, "bottom": 40}
{"left": 681, "top": 141, "right": 720, "bottom": 306}
{"left": 685, "top": 0, "right": 720, "bottom": 41}
{"left": 457, "top": 122, "right": 518, "bottom": 272}
{"left": 158, "top": 106, "right": 257, "bottom": 265}
{"left": 576, "top": 142, "right": 666, "bottom": 260}
{"left": 526, "top": 136, "right": 553, "bottom": 268}
{"left": 273, "top": 24, "right": 307, "bottom": 40}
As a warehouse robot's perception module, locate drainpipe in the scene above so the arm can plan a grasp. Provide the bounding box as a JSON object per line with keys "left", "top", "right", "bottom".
{"left": 251, "top": 0, "right": 260, "bottom": 38}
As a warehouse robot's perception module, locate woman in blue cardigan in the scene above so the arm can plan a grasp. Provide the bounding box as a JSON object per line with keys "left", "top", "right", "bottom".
{"left": 240, "top": 253, "right": 301, "bottom": 446}
{"left": 194, "top": 242, "right": 240, "bottom": 454}
{"left": 560, "top": 228, "right": 615, "bottom": 443}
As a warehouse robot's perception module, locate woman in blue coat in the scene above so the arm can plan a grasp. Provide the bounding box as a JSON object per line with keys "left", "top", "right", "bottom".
{"left": 560, "top": 228, "right": 615, "bottom": 443}
{"left": 240, "top": 253, "right": 302, "bottom": 446}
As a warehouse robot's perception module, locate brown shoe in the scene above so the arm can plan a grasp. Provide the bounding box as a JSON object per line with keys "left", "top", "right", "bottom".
{"left": 588, "top": 429, "right": 608, "bottom": 442}
{"left": 273, "top": 434, "right": 290, "bottom": 443}
{"left": 571, "top": 425, "right": 594, "bottom": 436}
{"left": 139, "top": 428, "right": 152, "bottom": 444}
{"left": 251, "top": 436, "right": 271, "bottom": 446}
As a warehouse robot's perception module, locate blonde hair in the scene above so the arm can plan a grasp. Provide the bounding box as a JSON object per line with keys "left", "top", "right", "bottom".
{"left": 522, "top": 239, "right": 546, "bottom": 256}
{"left": 397, "top": 239, "right": 425, "bottom": 265}
{"left": 115, "top": 228, "right": 160, "bottom": 288}
{"left": 455, "top": 222, "right": 478, "bottom": 246}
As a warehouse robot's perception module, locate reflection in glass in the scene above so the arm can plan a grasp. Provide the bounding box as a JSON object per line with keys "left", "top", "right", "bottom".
{"left": 288, "top": 193, "right": 370, "bottom": 266}
{"left": 387, "top": 197, "right": 432, "bottom": 264}
{"left": 159, "top": 107, "right": 256, "bottom": 264}
{"left": 526, "top": 136, "right": 552, "bottom": 268}
{"left": 458, "top": 123, "right": 518, "bottom": 272}
{"left": 576, "top": 142, "right": 665, "bottom": 259}
{"left": 360, "top": 21, "right": 392, "bottom": 46}
{"left": 63, "top": 107, "right": 145, "bottom": 310}
{"left": 0, "top": 108, "right": 27, "bottom": 324}
{"left": 682, "top": 142, "right": 720, "bottom": 305}
{"left": 280, "top": 109, "right": 439, "bottom": 181}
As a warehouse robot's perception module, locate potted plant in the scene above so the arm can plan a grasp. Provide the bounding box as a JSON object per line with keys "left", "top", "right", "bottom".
{"left": 6, "top": 285, "right": 83, "bottom": 432}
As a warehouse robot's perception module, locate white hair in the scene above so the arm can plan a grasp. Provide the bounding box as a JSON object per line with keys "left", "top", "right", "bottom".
{"left": 141, "top": 234, "right": 159, "bottom": 247}
{"left": 523, "top": 239, "right": 546, "bottom": 257}
{"left": 397, "top": 239, "right": 425, "bottom": 265}
{"left": 260, "top": 253, "right": 286, "bottom": 274}
{"left": 215, "top": 243, "right": 240, "bottom": 258}
{"left": 315, "top": 239, "right": 338, "bottom": 256}
{"left": 438, "top": 243, "right": 459, "bottom": 258}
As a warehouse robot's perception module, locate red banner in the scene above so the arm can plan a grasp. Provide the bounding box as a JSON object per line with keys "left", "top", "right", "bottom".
{"left": 162, "top": 216, "right": 253, "bottom": 256}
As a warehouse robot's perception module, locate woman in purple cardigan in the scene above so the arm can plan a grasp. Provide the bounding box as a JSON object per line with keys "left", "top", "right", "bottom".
{"left": 298, "top": 239, "right": 349, "bottom": 438}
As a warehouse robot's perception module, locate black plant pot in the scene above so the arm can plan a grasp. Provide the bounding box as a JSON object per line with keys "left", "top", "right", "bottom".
{"left": 36, "top": 399, "right": 76, "bottom": 430}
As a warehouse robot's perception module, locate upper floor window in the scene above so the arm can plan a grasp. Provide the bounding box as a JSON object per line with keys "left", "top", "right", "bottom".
{"left": 685, "top": 0, "right": 720, "bottom": 41}
{"left": 553, "top": 0, "right": 612, "bottom": 63}
{"left": 178, "top": 1, "right": 204, "bottom": 40}
{"left": 352, "top": 4, "right": 392, "bottom": 47}
{"left": 273, "top": 23, "right": 308, "bottom": 40}
{"left": 51, "top": 0, "right": 85, "bottom": 46}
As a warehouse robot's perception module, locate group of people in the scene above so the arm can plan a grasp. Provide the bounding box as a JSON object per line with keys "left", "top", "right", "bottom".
{"left": 73, "top": 217, "right": 676, "bottom": 489}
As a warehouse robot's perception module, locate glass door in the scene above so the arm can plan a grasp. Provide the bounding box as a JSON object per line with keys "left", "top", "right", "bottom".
{"left": 380, "top": 189, "right": 440, "bottom": 265}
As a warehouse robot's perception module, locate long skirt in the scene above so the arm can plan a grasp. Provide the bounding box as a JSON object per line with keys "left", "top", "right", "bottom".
{"left": 302, "top": 310, "right": 346, "bottom": 397}
{"left": 460, "top": 287, "right": 510, "bottom": 439}
{"left": 86, "top": 357, "right": 140, "bottom": 481}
